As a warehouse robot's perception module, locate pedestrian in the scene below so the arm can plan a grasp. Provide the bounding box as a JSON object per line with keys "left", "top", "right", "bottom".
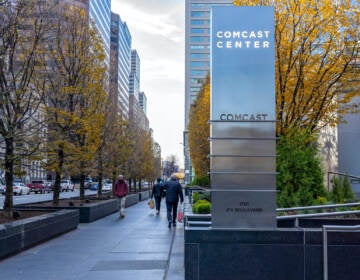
{"left": 164, "top": 174, "right": 184, "bottom": 228}
{"left": 151, "top": 177, "right": 164, "bottom": 215}
{"left": 114, "top": 174, "right": 129, "bottom": 219}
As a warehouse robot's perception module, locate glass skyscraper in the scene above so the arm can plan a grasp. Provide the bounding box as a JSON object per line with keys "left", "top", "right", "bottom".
{"left": 129, "top": 50, "right": 141, "bottom": 101}
{"left": 88, "top": 0, "right": 111, "bottom": 66}
{"left": 139, "top": 92, "right": 147, "bottom": 115}
{"left": 111, "top": 12, "right": 132, "bottom": 118}
{"left": 184, "top": 0, "right": 233, "bottom": 183}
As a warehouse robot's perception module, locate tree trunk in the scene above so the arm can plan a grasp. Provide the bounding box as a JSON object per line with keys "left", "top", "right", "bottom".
{"left": 97, "top": 172, "right": 103, "bottom": 198}
{"left": 3, "top": 136, "right": 14, "bottom": 216}
{"left": 128, "top": 178, "right": 132, "bottom": 192}
{"left": 79, "top": 172, "right": 85, "bottom": 201}
{"left": 97, "top": 157, "right": 103, "bottom": 198}
{"left": 53, "top": 146, "right": 64, "bottom": 206}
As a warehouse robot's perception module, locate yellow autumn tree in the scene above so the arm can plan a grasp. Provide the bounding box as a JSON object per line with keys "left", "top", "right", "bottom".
{"left": 42, "top": 4, "right": 107, "bottom": 203}
{"left": 188, "top": 76, "right": 210, "bottom": 180}
{"left": 233, "top": 0, "right": 360, "bottom": 135}
{"left": 0, "top": 0, "right": 52, "bottom": 214}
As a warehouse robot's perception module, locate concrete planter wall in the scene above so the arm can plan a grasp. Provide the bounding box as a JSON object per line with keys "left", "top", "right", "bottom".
{"left": 125, "top": 193, "right": 139, "bottom": 208}
{"left": 0, "top": 209, "right": 78, "bottom": 259}
{"left": 16, "top": 199, "right": 119, "bottom": 223}
{"left": 139, "top": 190, "right": 150, "bottom": 201}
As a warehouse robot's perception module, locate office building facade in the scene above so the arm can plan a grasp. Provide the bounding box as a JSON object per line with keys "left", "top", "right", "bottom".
{"left": 139, "top": 92, "right": 147, "bottom": 115}
{"left": 110, "top": 12, "right": 131, "bottom": 118}
{"left": 129, "top": 50, "right": 141, "bottom": 101}
{"left": 184, "top": 0, "right": 233, "bottom": 183}
{"left": 88, "top": 0, "right": 111, "bottom": 67}
{"left": 338, "top": 96, "right": 360, "bottom": 194}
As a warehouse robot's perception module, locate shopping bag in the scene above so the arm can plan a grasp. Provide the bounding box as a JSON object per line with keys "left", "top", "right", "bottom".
{"left": 177, "top": 210, "right": 183, "bottom": 223}
{"left": 148, "top": 199, "right": 155, "bottom": 209}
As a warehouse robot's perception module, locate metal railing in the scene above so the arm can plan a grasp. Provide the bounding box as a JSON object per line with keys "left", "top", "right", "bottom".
{"left": 327, "top": 171, "right": 360, "bottom": 191}
{"left": 322, "top": 225, "right": 360, "bottom": 280}
{"left": 277, "top": 202, "right": 360, "bottom": 212}
{"left": 277, "top": 202, "right": 360, "bottom": 227}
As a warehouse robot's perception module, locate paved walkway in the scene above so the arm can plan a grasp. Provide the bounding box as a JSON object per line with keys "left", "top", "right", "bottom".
{"left": 0, "top": 199, "right": 184, "bottom": 280}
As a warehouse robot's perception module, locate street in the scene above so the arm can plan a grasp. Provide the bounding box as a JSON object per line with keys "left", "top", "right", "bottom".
{"left": 0, "top": 189, "right": 98, "bottom": 209}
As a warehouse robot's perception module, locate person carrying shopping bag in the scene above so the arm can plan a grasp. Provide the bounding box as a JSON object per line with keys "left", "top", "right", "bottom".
{"left": 151, "top": 177, "right": 164, "bottom": 215}
{"left": 164, "top": 174, "right": 184, "bottom": 228}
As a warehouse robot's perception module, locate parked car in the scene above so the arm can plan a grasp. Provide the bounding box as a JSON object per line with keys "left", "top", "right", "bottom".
{"left": 13, "top": 182, "right": 30, "bottom": 195}
{"left": 27, "top": 180, "right": 51, "bottom": 194}
{"left": 0, "top": 184, "right": 5, "bottom": 195}
{"left": 89, "top": 182, "right": 99, "bottom": 191}
{"left": 60, "top": 180, "right": 74, "bottom": 192}
{"left": 102, "top": 182, "right": 112, "bottom": 192}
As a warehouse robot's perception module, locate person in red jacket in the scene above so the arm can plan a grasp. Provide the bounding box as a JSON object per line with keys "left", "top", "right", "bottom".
{"left": 114, "top": 174, "right": 129, "bottom": 218}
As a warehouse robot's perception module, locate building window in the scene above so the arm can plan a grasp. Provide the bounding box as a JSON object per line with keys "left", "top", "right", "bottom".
{"left": 190, "top": 70, "right": 208, "bottom": 76}
{"left": 191, "top": 11, "right": 210, "bottom": 18}
{"left": 191, "top": 28, "right": 208, "bottom": 34}
{"left": 190, "top": 87, "right": 201, "bottom": 93}
{"left": 191, "top": 4, "right": 205, "bottom": 8}
{"left": 190, "top": 45, "right": 206, "bottom": 50}
{"left": 190, "top": 95, "right": 198, "bottom": 104}
{"left": 190, "top": 36, "right": 209, "bottom": 43}
{"left": 191, "top": 20, "right": 210, "bottom": 25}
{"left": 190, "top": 61, "right": 209, "bottom": 68}
{"left": 190, "top": 53, "right": 210, "bottom": 59}
{"left": 190, "top": 78, "right": 206, "bottom": 85}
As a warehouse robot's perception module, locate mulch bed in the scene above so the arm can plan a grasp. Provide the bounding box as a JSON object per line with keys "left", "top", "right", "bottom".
{"left": 0, "top": 210, "right": 48, "bottom": 224}
{"left": 33, "top": 199, "right": 98, "bottom": 207}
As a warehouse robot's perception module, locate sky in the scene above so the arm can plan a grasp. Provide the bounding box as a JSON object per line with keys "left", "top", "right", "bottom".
{"left": 111, "top": 0, "right": 185, "bottom": 167}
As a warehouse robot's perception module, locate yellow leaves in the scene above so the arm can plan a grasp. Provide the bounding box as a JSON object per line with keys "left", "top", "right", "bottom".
{"left": 270, "top": 0, "right": 360, "bottom": 135}
{"left": 41, "top": 3, "right": 108, "bottom": 176}
{"left": 188, "top": 76, "right": 210, "bottom": 178}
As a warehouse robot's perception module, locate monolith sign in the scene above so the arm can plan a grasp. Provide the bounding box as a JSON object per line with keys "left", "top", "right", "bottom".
{"left": 210, "top": 6, "right": 276, "bottom": 228}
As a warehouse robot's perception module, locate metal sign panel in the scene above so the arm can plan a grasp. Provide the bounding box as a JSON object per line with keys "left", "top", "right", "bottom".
{"left": 210, "top": 6, "right": 276, "bottom": 228}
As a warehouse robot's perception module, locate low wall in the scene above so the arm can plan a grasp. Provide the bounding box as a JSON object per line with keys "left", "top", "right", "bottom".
{"left": 139, "top": 190, "right": 150, "bottom": 201}
{"left": 125, "top": 193, "right": 139, "bottom": 208}
{"left": 0, "top": 209, "right": 79, "bottom": 259}
{"left": 16, "top": 199, "right": 119, "bottom": 223}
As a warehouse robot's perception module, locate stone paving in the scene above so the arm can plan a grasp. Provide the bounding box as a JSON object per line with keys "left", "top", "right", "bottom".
{"left": 0, "top": 199, "right": 184, "bottom": 280}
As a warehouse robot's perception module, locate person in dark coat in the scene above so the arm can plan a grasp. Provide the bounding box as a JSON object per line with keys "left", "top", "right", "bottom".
{"left": 151, "top": 178, "right": 164, "bottom": 215}
{"left": 164, "top": 174, "right": 184, "bottom": 228}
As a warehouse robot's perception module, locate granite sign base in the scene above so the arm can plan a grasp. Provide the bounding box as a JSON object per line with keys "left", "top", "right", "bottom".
{"left": 185, "top": 227, "right": 360, "bottom": 280}
{"left": 211, "top": 190, "right": 277, "bottom": 228}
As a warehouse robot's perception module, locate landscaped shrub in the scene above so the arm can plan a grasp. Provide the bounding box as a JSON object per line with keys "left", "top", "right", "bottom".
{"left": 192, "top": 191, "right": 211, "bottom": 204}
{"left": 277, "top": 129, "right": 326, "bottom": 207}
{"left": 191, "top": 175, "right": 210, "bottom": 187}
{"left": 316, "top": 196, "right": 327, "bottom": 205}
{"left": 330, "top": 174, "right": 354, "bottom": 203}
{"left": 192, "top": 192, "right": 200, "bottom": 203}
{"left": 192, "top": 199, "right": 211, "bottom": 214}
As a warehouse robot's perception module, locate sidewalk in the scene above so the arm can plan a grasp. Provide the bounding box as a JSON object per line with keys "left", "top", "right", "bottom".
{"left": 0, "top": 199, "right": 185, "bottom": 280}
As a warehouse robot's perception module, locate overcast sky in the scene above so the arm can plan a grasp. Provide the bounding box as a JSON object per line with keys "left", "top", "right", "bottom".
{"left": 111, "top": 0, "right": 185, "bottom": 167}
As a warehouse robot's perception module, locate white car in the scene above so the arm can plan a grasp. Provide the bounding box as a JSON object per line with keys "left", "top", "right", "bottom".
{"left": 13, "top": 182, "right": 30, "bottom": 195}
{"left": 102, "top": 182, "right": 112, "bottom": 192}
{"left": 60, "top": 180, "right": 74, "bottom": 192}
{"left": 0, "top": 184, "right": 5, "bottom": 195}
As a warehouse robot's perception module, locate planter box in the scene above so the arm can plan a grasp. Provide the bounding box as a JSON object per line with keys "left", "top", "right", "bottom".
{"left": 125, "top": 193, "right": 139, "bottom": 207}
{"left": 0, "top": 209, "right": 78, "bottom": 259}
{"left": 16, "top": 199, "right": 119, "bottom": 223}
{"left": 139, "top": 190, "right": 150, "bottom": 201}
